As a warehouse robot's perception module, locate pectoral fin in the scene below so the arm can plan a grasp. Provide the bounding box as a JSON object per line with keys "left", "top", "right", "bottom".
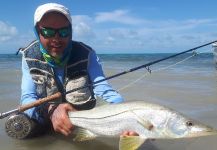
{"left": 73, "top": 128, "right": 97, "bottom": 142}
{"left": 119, "top": 136, "right": 146, "bottom": 150}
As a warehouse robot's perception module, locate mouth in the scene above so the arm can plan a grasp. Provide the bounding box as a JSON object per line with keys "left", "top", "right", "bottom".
{"left": 48, "top": 44, "right": 64, "bottom": 57}
{"left": 187, "top": 128, "right": 217, "bottom": 138}
{"left": 51, "top": 44, "right": 62, "bottom": 49}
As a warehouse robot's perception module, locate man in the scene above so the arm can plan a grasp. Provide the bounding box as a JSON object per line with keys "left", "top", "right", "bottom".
{"left": 21, "top": 3, "right": 137, "bottom": 137}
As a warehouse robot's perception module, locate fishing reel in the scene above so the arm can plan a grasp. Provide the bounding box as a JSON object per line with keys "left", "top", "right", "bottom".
{"left": 5, "top": 113, "right": 34, "bottom": 139}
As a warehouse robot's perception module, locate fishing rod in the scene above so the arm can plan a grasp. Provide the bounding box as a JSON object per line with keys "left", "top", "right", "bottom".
{"left": 0, "top": 40, "right": 217, "bottom": 120}
{"left": 66, "top": 40, "right": 217, "bottom": 94}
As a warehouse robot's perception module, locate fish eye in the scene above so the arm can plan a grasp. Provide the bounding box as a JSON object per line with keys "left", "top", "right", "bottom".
{"left": 186, "top": 121, "right": 193, "bottom": 127}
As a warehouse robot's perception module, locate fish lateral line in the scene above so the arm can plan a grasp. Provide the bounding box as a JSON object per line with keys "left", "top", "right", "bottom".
{"left": 69, "top": 108, "right": 148, "bottom": 120}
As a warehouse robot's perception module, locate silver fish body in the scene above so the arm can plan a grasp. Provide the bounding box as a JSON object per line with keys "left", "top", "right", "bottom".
{"left": 68, "top": 101, "right": 217, "bottom": 150}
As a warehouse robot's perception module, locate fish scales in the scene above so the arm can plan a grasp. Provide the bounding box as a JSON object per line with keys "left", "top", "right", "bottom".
{"left": 68, "top": 101, "right": 217, "bottom": 150}
{"left": 70, "top": 110, "right": 155, "bottom": 137}
{"left": 69, "top": 101, "right": 183, "bottom": 138}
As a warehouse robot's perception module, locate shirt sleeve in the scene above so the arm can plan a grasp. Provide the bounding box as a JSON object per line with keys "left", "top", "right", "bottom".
{"left": 88, "top": 51, "right": 124, "bottom": 103}
{"left": 21, "top": 57, "right": 39, "bottom": 119}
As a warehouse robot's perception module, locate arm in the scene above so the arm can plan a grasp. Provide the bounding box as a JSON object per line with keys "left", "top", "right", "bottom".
{"left": 88, "top": 51, "right": 124, "bottom": 103}
{"left": 48, "top": 68, "right": 75, "bottom": 136}
{"left": 21, "top": 58, "right": 40, "bottom": 120}
{"left": 22, "top": 62, "right": 75, "bottom": 135}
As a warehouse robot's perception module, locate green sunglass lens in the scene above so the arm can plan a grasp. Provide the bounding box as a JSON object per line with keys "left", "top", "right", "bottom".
{"left": 41, "top": 28, "right": 55, "bottom": 37}
{"left": 40, "top": 26, "right": 71, "bottom": 38}
{"left": 59, "top": 28, "right": 70, "bottom": 37}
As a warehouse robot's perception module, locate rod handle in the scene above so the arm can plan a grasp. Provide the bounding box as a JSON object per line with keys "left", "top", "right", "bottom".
{"left": 18, "top": 92, "right": 62, "bottom": 112}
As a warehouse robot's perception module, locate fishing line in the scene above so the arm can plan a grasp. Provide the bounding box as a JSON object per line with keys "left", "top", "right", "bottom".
{"left": 0, "top": 40, "right": 217, "bottom": 119}
{"left": 65, "top": 40, "right": 217, "bottom": 95}
{"left": 117, "top": 53, "right": 196, "bottom": 92}
{"left": 117, "top": 49, "right": 212, "bottom": 92}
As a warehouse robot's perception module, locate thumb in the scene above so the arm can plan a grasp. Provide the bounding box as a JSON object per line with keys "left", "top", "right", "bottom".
{"left": 64, "top": 103, "right": 77, "bottom": 112}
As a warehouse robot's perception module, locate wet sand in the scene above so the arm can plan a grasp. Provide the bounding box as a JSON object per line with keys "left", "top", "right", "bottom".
{"left": 0, "top": 62, "right": 217, "bottom": 150}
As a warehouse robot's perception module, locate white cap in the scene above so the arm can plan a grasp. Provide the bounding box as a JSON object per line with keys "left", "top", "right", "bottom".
{"left": 34, "top": 3, "right": 72, "bottom": 26}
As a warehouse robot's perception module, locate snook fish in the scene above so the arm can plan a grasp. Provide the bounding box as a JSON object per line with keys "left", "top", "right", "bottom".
{"left": 68, "top": 101, "right": 217, "bottom": 150}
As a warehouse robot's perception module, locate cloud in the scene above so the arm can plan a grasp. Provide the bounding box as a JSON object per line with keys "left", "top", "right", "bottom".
{"left": 6, "top": 9, "right": 215, "bottom": 54}
{"left": 95, "top": 9, "right": 145, "bottom": 25}
{"left": 91, "top": 14, "right": 217, "bottom": 53}
{"left": 72, "top": 15, "right": 95, "bottom": 40}
{"left": 70, "top": 9, "right": 217, "bottom": 53}
{"left": 72, "top": 15, "right": 93, "bottom": 25}
{"left": 0, "top": 21, "right": 18, "bottom": 42}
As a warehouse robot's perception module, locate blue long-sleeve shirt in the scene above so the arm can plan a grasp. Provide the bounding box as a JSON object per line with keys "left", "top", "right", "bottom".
{"left": 21, "top": 51, "right": 123, "bottom": 121}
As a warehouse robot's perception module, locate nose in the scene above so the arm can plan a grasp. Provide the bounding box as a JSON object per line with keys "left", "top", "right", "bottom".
{"left": 51, "top": 32, "right": 61, "bottom": 41}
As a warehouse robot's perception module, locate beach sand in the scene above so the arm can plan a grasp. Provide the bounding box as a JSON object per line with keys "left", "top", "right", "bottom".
{"left": 0, "top": 57, "right": 217, "bottom": 150}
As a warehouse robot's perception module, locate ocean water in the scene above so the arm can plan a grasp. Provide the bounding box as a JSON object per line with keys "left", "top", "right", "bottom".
{"left": 0, "top": 53, "right": 217, "bottom": 150}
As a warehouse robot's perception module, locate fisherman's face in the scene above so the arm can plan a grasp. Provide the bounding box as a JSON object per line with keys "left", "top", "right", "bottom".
{"left": 37, "top": 12, "right": 71, "bottom": 58}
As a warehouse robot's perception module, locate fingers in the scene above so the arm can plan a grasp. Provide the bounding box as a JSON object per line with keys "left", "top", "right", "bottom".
{"left": 52, "top": 115, "right": 73, "bottom": 136}
{"left": 50, "top": 103, "right": 76, "bottom": 136}
{"left": 129, "top": 131, "right": 139, "bottom": 136}
{"left": 122, "top": 131, "right": 129, "bottom": 136}
{"left": 56, "top": 125, "right": 72, "bottom": 136}
{"left": 121, "top": 131, "right": 139, "bottom": 137}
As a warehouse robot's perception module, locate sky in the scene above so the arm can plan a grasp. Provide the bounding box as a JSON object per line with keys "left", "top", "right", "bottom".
{"left": 0, "top": 0, "right": 217, "bottom": 54}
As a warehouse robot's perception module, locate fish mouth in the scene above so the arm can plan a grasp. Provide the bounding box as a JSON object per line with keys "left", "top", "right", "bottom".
{"left": 187, "top": 129, "right": 217, "bottom": 138}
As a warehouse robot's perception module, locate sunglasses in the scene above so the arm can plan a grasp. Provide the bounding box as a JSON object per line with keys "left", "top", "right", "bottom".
{"left": 39, "top": 26, "right": 71, "bottom": 38}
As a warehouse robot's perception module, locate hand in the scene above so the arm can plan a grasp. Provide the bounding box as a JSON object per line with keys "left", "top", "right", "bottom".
{"left": 121, "top": 131, "right": 139, "bottom": 137}
{"left": 49, "top": 103, "right": 76, "bottom": 136}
